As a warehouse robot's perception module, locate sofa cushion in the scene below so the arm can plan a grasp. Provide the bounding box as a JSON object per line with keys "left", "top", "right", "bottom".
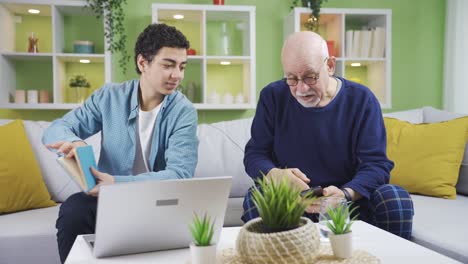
{"left": 195, "top": 118, "right": 254, "bottom": 198}
{"left": 383, "top": 108, "right": 424, "bottom": 124}
{"left": 423, "top": 107, "right": 468, "bottom": 195}
{"left": 0, "top": 120, "right": 56, "bottom": 213}
{"left": 0, "top": 119, "right": 102, "bottom": 203}
{"left": 411, "top": 194, "right": 468, "bottom": 263}
{"left": 384, "top": 117, "right": 468, "bottom": 199}
{"left": 0, "top": 205, "right": 61, "bottom": 264}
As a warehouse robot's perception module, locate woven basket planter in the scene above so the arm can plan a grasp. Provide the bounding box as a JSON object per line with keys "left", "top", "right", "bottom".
{"left": 236, "top": 217, "right": 320, "bottom": 264}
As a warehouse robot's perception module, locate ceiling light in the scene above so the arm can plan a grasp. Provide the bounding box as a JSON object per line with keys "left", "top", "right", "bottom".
{"left": 28, "top": 9, "right": 40, "bottom": 14}
{"left": 79, "top": 59, "right": 91, "bottom": 64}
{"left": 220, "top": 61, "right": 231, "bottom": 65}
{"left": 350, "top": 62, "right": 361, "bottom": 67}
{"left": 173, "top": 14, "right": 184, "bottom": 20}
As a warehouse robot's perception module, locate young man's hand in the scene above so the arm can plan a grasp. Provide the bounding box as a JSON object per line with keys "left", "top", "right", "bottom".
{"left": 45, "top": 140, "right": 87, "bottom": 159}
{"left": 87, "top": 167, "right": 115, "bottom": 197}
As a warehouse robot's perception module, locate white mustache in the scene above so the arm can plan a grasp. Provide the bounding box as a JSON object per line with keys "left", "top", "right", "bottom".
{"left": 296, "top": 92, "right": 317, "bottom": 97}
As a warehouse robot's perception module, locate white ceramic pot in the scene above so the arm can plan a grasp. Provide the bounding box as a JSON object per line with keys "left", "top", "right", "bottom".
{"left": 190, "top": 243, "right": 217, "bottom": 264}
{"left": 329, "top": 231, "right": 353, "bottom": 258}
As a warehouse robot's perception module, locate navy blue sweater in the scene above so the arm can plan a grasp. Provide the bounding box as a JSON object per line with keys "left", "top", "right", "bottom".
{"left": 244, "top": 77, "right": 394, "bottom": 199}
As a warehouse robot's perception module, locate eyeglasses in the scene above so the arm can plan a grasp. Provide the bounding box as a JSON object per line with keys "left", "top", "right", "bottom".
{"left": 284, "top": 57, "right": 328, "bottom": 87}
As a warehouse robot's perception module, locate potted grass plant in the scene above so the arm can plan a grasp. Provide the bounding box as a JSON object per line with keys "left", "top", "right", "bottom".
{"left": 188, "top": 212, "right": 216, "bottom": 264}
{"left": 324, "top": 202, "right": 359, "bottom": 258}
{"left": 236, "top": 175, "right": 321, "bottom": 263}
{"left": 69, "top": 74, "right": 91, "bottom": 104}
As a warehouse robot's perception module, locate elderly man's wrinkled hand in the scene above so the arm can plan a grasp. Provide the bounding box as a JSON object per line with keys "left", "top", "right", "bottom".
{"left": 266, "top": 168, "right": 310, "bottom": 191}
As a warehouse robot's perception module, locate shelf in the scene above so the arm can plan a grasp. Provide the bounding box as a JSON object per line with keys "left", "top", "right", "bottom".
{"left": 153, "top": 3, "right": 256, "bottom": 109}
{"left": 284, "top": 7, "right": 391, "bottom": 108}
{"left": 0, "top": 0, "right": 111, "bottom": 109}
{"left": 0, "top": 103, "right": 80, "bottom": 109}
{"left": 1, "top": 52, "right": 53, "bottom": 61}
{"left": 56, "top": 53, "right": 105, "bottom": 63}
{"left": 194, "top": 103, "right": 255, "bottom": 110}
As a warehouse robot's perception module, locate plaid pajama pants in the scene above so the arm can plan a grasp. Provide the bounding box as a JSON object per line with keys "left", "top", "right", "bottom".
{"left": 241, "top": 184, "right": 414, "bottom": 239}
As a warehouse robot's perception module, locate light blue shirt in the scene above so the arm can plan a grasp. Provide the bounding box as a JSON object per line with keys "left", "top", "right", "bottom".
{"left": 42, "top": 80, "right": 198, "bottom": 182}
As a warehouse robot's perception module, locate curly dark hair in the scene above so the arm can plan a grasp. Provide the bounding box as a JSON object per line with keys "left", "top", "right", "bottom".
{"left": 134, "top": 23, "right": 190, "bottom": 74}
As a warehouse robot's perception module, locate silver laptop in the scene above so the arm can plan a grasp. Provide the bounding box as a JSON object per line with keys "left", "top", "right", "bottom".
{"left": 82, "top": 176, "right": 232, "bottom": 258}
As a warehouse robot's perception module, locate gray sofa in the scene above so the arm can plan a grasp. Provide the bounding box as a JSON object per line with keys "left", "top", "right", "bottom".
{"left": 0, "top": 106, "right": 467, "bottom": 263}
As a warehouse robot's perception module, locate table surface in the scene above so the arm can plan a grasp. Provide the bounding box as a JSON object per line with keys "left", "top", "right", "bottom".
{"left": 66, "top": 221, "right": 461, "bottom": 264}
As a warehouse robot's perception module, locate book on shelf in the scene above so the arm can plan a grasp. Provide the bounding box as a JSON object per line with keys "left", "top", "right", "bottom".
{"left": 360, "top": 29, "right": 372, "bottom": 58}
{"left": 370, "top": 27, "right": 386, "bottom": 58}
{"left": 57, "top": 145, "right": 97, "bottom": 192}
{"left": 345, "top": 30, "right": 354, "bottom": 58}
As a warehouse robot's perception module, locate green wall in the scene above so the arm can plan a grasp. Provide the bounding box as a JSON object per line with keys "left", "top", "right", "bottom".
{"left": 0, "top": 0, "right": 446, "bottom": 122}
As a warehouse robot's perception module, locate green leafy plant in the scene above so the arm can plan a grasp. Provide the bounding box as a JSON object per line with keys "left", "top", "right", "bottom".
{"left": 251, "top": 175, "right": 318, "bottom": 232}
{"left": 69, "top": 75, "right": 91, "bottom": 88}
{"left": 189, "top": 212, "right": 215, "bottom": 246}
{"left": 324, "top": 202, "right": 359, "bottom": 235}
{"left": 86, "top": 0, "right": 130, "bottom": 74}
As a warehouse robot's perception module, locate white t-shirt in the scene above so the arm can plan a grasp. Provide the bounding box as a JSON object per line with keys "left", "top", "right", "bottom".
{"left": 132, "top": 104, "right": 161, "bottom": 174}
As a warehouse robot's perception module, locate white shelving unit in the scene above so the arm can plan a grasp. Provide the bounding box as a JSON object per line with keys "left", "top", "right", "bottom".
{"left": 0, "top": 0, "right": 111, "bottom": 109}
{"left": 152, "top": 3, "right": 256, "bottom": 110}
{"left": 284, "top": 8, "right": 391, "bottom": 108}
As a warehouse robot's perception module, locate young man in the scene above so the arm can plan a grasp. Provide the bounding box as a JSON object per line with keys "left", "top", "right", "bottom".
{"left": 42, "top": 24, "right": 198, "bottom": 263}
{"left": 242, "top": 31, "right": 414, "bottom": 239}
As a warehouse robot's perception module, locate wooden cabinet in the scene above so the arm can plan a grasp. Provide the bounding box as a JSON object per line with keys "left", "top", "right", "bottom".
{"left": 284, "top": 8, "right": 391, "bottom": 108}
{"left": 0, "top": 0, "right": 111, "bottom": 109}
{"left": 152, "top": 4, "right": 256, "bottom": 110}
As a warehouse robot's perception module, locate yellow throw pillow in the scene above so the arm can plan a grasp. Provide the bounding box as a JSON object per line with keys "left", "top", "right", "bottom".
{"left": 0, "top": 120, "right": 55, "bottom": 213}
{"left": 384, "top": 117, "right": 468, "bottom": 199}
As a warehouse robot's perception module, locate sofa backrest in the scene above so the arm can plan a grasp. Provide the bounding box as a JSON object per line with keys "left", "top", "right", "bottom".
{"left": 4, "top": 106, "right": 466, "bottom": 202}
{"left": 195, "top": 118, "right": 254, "bottom": 198}
{"left": 0, "top": 117, "right": 255, "bottom": 203}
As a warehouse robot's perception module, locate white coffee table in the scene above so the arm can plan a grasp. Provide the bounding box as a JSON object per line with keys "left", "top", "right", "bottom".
{"left": 66, "top": 221, "right": 461, "bottom": 264}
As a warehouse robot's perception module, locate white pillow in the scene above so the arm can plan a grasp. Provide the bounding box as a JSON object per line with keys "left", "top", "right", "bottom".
{"left": 383, "top": 109, "right": 423, "bottom": 124}
{"left": 195, "top": 118, "right": 254, "bottom": 198}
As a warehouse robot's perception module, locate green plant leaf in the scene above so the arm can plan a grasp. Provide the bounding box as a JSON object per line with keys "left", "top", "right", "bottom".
{"left": 251, "top": 173, "right": 318, "bottom": 231}
{"left": 324, "top": 202, "right": 360, "bottom": 235}
{"left": 86, "top": 0, "right": 129, "bottom": 74}
{"left": 188, "top": 212, "right": 215, "bottom": 246}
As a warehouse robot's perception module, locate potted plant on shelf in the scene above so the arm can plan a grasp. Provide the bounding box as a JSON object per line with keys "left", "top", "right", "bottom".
{"left": 85, "top": 0, "right": 130, "bottom": 74}
{"left": 236, "top": 175, "right": 321, "bottom": 263}
{"left": 69, "top": 75, "right": 91, "bottom": 104}
{"left": 290, "top": 0, "right": 329, "bottom": 32}
{"left": 324, "top": 202, "right": 359, "bottom": 258}
{"left": 189, "top": 212, "right": 217, "bottom": 264}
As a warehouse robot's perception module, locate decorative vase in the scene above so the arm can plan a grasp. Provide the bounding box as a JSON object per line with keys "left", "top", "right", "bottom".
{"left": 190, "top": 243, "right": 217, "bottom": 264}
{"left": 236, "top": 217, "right": 320, "bottom": 263}
{"left": 213, "top": 0, "right": 224, "bottom": 5}
{"left": 73, "top": 86, "right": 88, "bottom": 104}
{"left": 329, "top": 231, "right": 353, "bottom": 258}
{"left": 223, "top": 93, "right": 233, "bottom": 104}
{"left": 27, "top": 32, "right": 39, "bottom": 53}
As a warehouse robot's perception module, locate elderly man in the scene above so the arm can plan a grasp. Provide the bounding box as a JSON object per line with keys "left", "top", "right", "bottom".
{"left": 242, "top": 31, "right": 414, "bottom": 239}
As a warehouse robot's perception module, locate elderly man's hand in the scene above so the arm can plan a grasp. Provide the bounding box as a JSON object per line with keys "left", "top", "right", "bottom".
{"left": 266, "top": 168, "right": 310, "bottom": 191}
